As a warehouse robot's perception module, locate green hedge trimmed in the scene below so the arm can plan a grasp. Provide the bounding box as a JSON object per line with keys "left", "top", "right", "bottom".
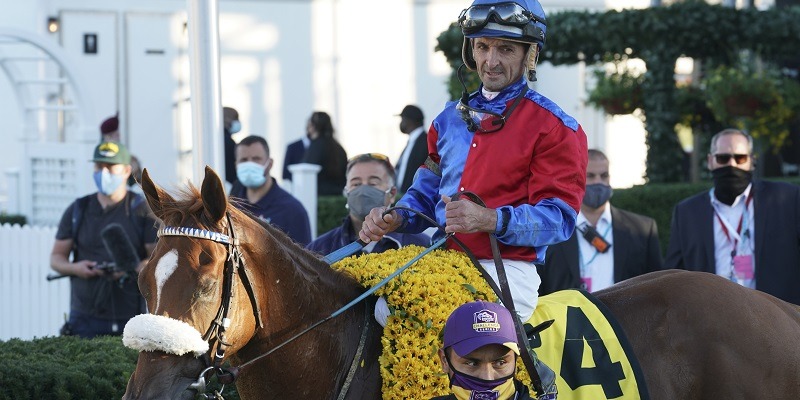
{"left": 316, "top": 178, "right": 800, "bottom": 254}
{"left": 0, "top": 336, "right": 238, "bottom": 400}
{"left": 0, "top": 213, "right": 26, "bottom": 226}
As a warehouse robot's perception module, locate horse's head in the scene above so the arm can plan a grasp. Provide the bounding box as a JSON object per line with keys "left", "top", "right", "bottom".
{"left": 123, "top": 166, "right": 261, "bottom": 400}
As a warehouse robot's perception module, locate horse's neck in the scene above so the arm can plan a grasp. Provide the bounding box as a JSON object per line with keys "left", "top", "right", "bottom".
{"left": 238, "top": 248, "right": 371, "bottom": 397}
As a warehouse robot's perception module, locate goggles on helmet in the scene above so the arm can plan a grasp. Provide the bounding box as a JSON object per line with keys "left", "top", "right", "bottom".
{"left": 458, "top": 2, "right": 546, "bottom": 35}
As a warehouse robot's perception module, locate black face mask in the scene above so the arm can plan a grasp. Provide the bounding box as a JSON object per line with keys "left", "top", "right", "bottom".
{"left": 712, "top": 166, "right": 752, "bottom": 205}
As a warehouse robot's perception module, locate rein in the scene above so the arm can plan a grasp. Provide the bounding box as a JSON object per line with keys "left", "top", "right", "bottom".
{"left": 157, "top": 212, "right": 450, "bottom": 400}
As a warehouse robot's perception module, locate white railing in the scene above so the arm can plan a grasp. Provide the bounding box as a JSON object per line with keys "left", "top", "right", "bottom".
{"left": 0, "top": 223, "right": 69, "bottom": 340}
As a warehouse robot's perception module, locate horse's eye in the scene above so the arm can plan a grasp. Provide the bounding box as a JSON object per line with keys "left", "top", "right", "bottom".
{"left": 198, "top": 251, "right": 214, "bottom": 268}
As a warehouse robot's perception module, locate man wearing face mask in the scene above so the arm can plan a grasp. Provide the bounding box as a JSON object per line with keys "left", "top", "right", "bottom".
{"left": 537, "top": 149, "right": 662, "bottom": 295}
{"left": 223, "top": 106, "right": 242, "bottom": 186}
{"left": 229, "top": 135, "right": 311, "bottom": 245}
{"left": 306, "top": 153, "right": 429, "bottom": 256}
{"left": 50, "top": 142, "right": 157, "bottom": 338}
{"left": 433, "top": 301, "right": 532, "bottom": 400}
{"left": 666, "top": 129, "right": 800, "bottom": 305}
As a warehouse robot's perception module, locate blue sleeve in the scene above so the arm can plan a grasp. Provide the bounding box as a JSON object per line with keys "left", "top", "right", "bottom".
{"left": 495, "top": 197, "right": 577, "bottom": 248}
{"left": 395, "top": 168, "right": 441, "bottom": 234}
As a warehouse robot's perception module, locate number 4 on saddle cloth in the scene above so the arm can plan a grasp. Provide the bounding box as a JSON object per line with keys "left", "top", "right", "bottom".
{"left": 526, "top": 290, "right": 649, "bottom": 400}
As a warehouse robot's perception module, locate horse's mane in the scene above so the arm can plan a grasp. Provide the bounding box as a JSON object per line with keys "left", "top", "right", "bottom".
{"left": 156, "top": 184, "right": 360, "bottom": 294}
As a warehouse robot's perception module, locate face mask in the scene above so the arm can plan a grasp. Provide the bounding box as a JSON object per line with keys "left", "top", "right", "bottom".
{"left": 94, "top": 169, "right": 127, "bottom": 195}
{"left": 712, "top": 166, "right": 752, "bottom": 206}
{"left": 228, "top": 120, "right": 241, "bottom": 134}
{"left": 236, "top": 161, "right": 267, "bottom": 188}
{"left": 345, "top": 185, "right": 390, "bottom": 220}
{"left": 582, "top": 183, "right": 613, "bottom": 209}
{"left": 447, "top": 355, "right": 516, "bottom": 400}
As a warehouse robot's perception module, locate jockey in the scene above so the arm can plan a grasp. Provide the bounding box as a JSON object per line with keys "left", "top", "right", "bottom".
{"left": 360, "top": 0, "right": 588, "bottom": 396}
{"left": 434, "top": 301, "right": 537, "bottom": 400}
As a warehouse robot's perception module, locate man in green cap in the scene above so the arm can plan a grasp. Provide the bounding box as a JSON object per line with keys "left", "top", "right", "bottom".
{"left": 49, "top": 141, "right": 157, "bottom": 338}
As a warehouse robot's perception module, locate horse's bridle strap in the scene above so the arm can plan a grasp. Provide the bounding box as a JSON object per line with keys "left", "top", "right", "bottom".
{"left": 158, "top": 226, "right": 237, "bottom": 245}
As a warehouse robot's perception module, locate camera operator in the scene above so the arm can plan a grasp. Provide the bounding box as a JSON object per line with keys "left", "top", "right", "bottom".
{"left": 49, "top": 142, "right": 157, "bottom": 338}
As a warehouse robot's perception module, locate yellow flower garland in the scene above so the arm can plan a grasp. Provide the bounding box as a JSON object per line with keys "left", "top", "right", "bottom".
{"left": 332, "top": 245, "right": 531, "bottom": 399}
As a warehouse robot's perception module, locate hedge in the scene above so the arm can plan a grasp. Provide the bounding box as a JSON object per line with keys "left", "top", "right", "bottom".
{"left": 0, "top": 213, "right": 26, "bottom": 226}
{"left": 0, "top": 336, "right": 238, "bottom": 400}
{"left": 317, "top": 178, "right": 800, "bottom": 255}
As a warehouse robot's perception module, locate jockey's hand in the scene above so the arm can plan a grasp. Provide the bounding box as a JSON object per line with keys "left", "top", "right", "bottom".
{"left": 73, "top": 260, "right": 103, "bottom": 279}
{"left": 442, "top": 195, "right": 498, "bottom": 234}
{"left": 359, "top": 206, "right": 402, "bottom": 243}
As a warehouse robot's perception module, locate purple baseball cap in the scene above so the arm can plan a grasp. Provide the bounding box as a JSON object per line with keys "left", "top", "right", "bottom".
{"left": 443, "top": 301, "right": 520, "bottom": 357}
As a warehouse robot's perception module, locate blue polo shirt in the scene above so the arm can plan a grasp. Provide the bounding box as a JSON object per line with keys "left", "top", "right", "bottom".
{"left": 230, "top": 178, "right": 312, "bottom": 245}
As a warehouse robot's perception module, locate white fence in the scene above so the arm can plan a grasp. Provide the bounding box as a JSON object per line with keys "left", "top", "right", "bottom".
{"left": 0, "top": 223, "right": 69, "bottom": 341}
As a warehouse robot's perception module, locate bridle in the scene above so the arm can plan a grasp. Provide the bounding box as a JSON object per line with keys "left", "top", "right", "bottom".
{"left": 154, "top": 212, "right": 371, "bottom": 400}
{"left": 156, "top": 212, "right": 263, "bottom": 399}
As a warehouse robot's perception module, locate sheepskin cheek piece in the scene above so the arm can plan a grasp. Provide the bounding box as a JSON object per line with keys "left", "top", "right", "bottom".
{"left": 122, "top": 314, "right": 209, "bottom": 357}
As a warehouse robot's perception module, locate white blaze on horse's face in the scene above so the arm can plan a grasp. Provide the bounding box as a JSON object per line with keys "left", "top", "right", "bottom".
{"left": 154, "top": 249, "right": 179, "bottom": 312}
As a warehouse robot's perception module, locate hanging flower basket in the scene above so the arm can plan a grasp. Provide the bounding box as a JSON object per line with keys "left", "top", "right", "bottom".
{"left": 703, "top": 64, "right": 800, "bottom": 150}
{"left": 587, "top": 68, "right": 644, "bottom": 115}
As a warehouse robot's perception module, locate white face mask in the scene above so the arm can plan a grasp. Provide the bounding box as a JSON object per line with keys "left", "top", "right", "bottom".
{"left": 93, "top": 169, "right": 127, "bottom": 195}
{"left": 236, "top": 161, "right": 267, "bottom": 188}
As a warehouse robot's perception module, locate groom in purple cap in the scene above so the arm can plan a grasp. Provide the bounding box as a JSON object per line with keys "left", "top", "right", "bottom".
{"left": 434, "top": 301, "right": 534, "bottom": 400}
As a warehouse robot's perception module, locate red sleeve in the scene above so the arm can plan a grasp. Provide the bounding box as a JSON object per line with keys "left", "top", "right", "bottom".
{"left": 529, "top": 124, "right": 588, "bottom": 212}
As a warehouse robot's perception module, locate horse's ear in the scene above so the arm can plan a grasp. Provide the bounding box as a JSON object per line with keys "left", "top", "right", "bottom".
{"left": 140, "top": 168, "right": 174, "bottom": 220}
{"left": 201, "top": 166, "right": 227, "bottom": 223}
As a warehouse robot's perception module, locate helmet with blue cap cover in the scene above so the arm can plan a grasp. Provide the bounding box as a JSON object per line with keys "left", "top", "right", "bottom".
{"left": 459, "top": 0, "right": 547, "bottom": 84}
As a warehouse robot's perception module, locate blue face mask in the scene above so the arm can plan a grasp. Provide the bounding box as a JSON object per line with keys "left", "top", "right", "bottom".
{"left": 93, "top": 169, "right": 127, "bottom": 195}
{"left": 236, "top": 161, "right": 267, "bottom": 188}
{"left": 228, "top": 120, "right": 241, "bottom": 134}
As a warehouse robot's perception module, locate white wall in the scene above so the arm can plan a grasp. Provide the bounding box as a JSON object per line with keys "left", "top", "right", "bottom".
{"left": 2, "top": 0, "right": 652, "bottom": 218}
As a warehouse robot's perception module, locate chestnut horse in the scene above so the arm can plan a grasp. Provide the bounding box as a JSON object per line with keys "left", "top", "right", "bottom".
{"left": 123, "top": 167, "right": 800, "bottom": 399}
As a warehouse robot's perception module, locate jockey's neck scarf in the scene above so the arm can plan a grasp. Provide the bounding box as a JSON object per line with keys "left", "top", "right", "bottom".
{"left": 447, "top": 354, "right": 516, "bottom": 400}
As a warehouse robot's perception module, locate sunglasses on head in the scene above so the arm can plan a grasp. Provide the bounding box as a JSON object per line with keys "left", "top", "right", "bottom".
{"left": 347, "top": 153, "right": 394, "bottom": 172}
{"left": 713, "top": 153, "right": 749, "bottom": 165}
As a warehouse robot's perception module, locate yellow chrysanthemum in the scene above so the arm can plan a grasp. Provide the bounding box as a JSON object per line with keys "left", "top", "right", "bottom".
{"left": 332, "top": 246, "right": 532, "bottom": 399}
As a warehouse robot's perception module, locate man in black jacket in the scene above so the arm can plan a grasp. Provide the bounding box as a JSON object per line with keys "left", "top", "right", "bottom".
{"left": 665, "top": 128, "right": 800, "bottom": 305}
{"left": 395, "top": 105, "right": 428, "bottom": 193}
{"left": 538, "top": 149, "right": 662, "bottom": 295}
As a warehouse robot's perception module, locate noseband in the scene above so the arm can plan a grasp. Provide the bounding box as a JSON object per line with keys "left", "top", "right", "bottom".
{"left": 156, "top": 212, "right": 264, "bottom": 398}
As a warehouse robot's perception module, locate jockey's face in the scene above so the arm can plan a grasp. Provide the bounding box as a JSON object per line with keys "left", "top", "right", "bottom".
{"left": 472, "top": 37, "right": 526, "bottom": 92}
{"left": 439, "top": 344, "right": 516, "bottom": 381}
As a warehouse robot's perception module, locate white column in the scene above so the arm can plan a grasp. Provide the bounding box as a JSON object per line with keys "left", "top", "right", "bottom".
{"left": 186, "top": 0, "right": 223, "bottom": 184}
{"left": 4, "top": 168, "right": 20, "bottom": 215}
{"left": 288, "top": 163, "right": 321, "bottom": 238}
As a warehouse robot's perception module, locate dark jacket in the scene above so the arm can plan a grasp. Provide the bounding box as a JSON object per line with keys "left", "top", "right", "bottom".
{"left": 665, "top": 180, "right": 800, "bottom": 305}
{"left": 282, "top": 139, "right": 306, "bottom": 181}
{"left": 398, "top": 130, "right": 429, "bottom": 193}
{"left": 307, "top": 216, "right": 429, "bottom": 256}
{"left": 302, "top": 136, "right": 347, "bottom": 196}
{"left": 538, "top": 206, "right": 663, "bottom": 295}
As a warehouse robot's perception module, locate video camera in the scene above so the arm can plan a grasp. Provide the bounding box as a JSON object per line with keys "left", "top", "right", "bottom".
{"left": 46, "top": 262, "right": 124, "bottom": 281}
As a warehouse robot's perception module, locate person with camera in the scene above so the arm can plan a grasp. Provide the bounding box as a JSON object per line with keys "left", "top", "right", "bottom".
{"left": 49, "top": 142, "right": 157, "bottom": 338}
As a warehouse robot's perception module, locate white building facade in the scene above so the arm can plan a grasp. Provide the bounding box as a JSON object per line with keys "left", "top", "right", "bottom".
{"left": 0, "top": 0, "right": 650, "bottom": 226}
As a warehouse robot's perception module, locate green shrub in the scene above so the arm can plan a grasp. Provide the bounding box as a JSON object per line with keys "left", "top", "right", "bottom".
{"left": 313, "top": 179, "right": 800, "bottom": 255}
{"left": 0, "top": 336, "right": 239, "bottom": 400}
{"left": 0, "top": 213, "right": 26, "bottom": 226}
{"left": 612, "top": 178, "right": 800, "bottom": 254}
{"left": 318, "top": 195, "right": 347, "bottom": 235}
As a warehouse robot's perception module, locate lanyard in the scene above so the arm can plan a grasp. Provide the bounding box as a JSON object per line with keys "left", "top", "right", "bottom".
{"left": 711, "top": 191, "right": 753, "bottom": 254}
{"left": 578, "top": 222, "right": 611, "bottom": 277}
